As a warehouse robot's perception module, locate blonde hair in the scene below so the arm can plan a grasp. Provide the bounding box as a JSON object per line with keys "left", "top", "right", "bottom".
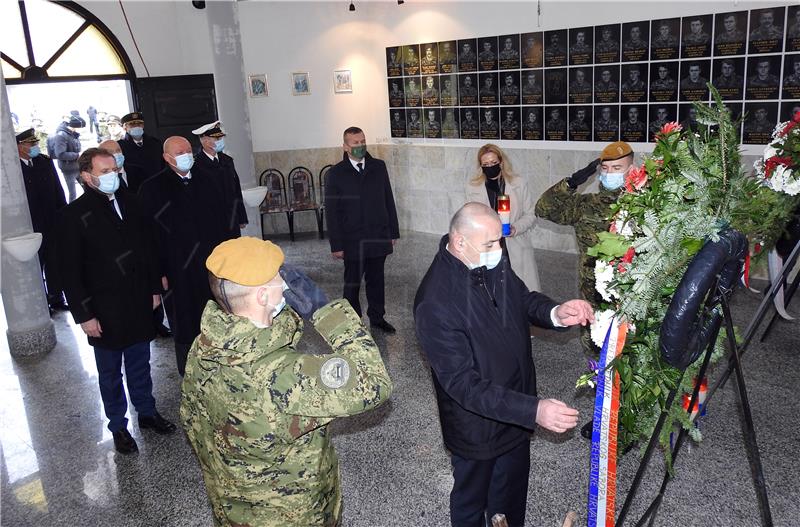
{"left": 470, "top": 143, "right": 516, "bottom": 186}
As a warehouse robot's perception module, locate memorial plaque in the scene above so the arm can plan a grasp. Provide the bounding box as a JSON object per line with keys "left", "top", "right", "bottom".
{"left": 746, "top": 55, "right": 781, "bottom": 100}
{"left": 521, "top": 32, "right": 544, "bottom": 68}
{"left": 595, "top": 24, "right": 621, "bottom": 64}
{"left": 569, "top": 106, "right": 593, "bottom": 141}
{"left": 748, "top": 7, "right": 785, "bottom": 54}
{"left": 404, "top": 76, "right": 422, "bottom": 107}
{"left": 498, "top": 34, "right": 521, "bottom": 70}
{"left": 544, "top": 106, "right": 567, "bottom": 141}
{"left": 438, "top": 40, "right": 458, "bottom": 73}
{"left": 421, "top": 75, "right": 441, "bottom": 106}
{"left": 402, "top": 44, "right": 420, "bottom": 76}
{"left": 648, "top": 104, "right": 677, "bottom": 141}
{"left": 594, "top": 105, "right": 620, "bottom": 142}
{"left": 782, "top": 54, "right": 800, "bottom": 100}
{"left": 460, "top": 107, "right": 480, "bottom": 139}
{"left": 521, "top": 69, "right": 544, "bottom": 105}
{"left": 420, "top": 43, "right": 439, "bottom": 75}
{"left": 569, "top": 27, "right": 594, "bottom": 65}
{"left": 423, "top": 108, "right": 442, "bottom": 139}
{"left": 781, "top": 100, "right": 800, "bottom": 121}
{"left": 712, "top": 57, "right": 745, "bottom": 100}
{"left": 480, "top": 107, "right": 500, "bottom": 140}
{"left": 389, "top": 109, "right": 407, "bottom": 138}
{"left": 649, "top": 61, "right": 679, "bottom": 102}
{"left": 787, "top": 6, "right": 800, "bottom": 52}
{"left": 478, "top": 36, "right": 499, "bottom": 71}
{"left": 621, "top": 64, "right": 648, "bottom": 103}
{"left": 388, "top": 79, "right": 405, "bottom": 107}
{"left": 545, "top": 68, "right": 567, "bottom": 104}
{"left": 406, "top": 109, "right": 423, "bottom": 138}
{"left": 499, "top": 71, "right": 521, "bottom": 105}
{"left": 458, "top": 39, "right": 478, "bottom": 73}
{"left": 386, "top": 47, "right": 402, "bottom": 77}
{"left": 479, "top": 72, "right": 499, "bottom": 106}
{"left": 500, "top": 107, "right": 521, "bottom": 140}
{"left": 622, "top": 21, "right": 649, "bottom": 62}
{"left": 679, "top": 104, "right": 704, "bottom": 134}
{"left": 544, "top": 29, "right": 568, "bottom": 67}
{"left": 569, "top": 67, "right": 593, "bottom": 104}
{"left": 459, "top": 73, "right": 479, "bottom": 106}
{"left": 441, "top": 108, "right": 460, "bottom": 138}
{"left": 440, "top": 74, "right": 459, "bottom": 106}
{"left": 714, "top": 11, "right": 748, "bottom": 56}
{"left": 679, "top": 60, "right": 710, "bottom": 102}
{"left": 742, "top": 102, "right": 778, "bottom": 144}
{"left": 681, "top": 14, "right": 712, "bottom": 58}
{"left": 651, "top": 18, "right": 681, "bottom": 60}
{"left": 620, "top": 104, "right": 647, "bottom": 143}
{"left": 522, "top": 106, "right": 543, "bottom": 140}
{"left": 594, "top": 65, "right": 620, "bottom": 103}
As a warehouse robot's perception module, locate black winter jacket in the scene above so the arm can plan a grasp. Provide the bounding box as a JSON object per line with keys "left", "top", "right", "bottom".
{"left": 51, "top": 122, "right": 81, "bottom": 174}
{"left": 414, "top": 235, "right": 560, "bottom": 460}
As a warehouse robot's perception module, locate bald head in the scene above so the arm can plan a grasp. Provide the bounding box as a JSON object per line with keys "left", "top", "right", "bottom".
{"left": 164, "top": 136, "right": 191, "bottom": 156}
{"left": 449, "top": 202, "right": 500, "bottom": 236}
{"left": 447, "top": 202, "right": 503, "bottom": 268}
{"left": 98, "top": 139, "right": 121, "bottom": 155}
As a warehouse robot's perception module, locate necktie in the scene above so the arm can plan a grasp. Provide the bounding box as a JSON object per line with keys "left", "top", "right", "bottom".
{"left": 213, "top": 157, "right": 220, "bottom": 165}
{"left": 357, "top": 162, "right": 364, "bottom": 174}
{"left": 110, "top": 198, "right": 123, "bottom": 220}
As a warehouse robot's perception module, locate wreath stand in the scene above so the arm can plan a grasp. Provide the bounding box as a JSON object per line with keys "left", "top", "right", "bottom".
{"left": 614, "top": 239, "right": 800, "bottom": 527}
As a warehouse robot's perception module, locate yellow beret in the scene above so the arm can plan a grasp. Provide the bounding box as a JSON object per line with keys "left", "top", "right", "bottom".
{"left": 206, "top": 237, "right": 284, "bottom": 286}
{"left": 600, "top": 141, "right": 633, "bottom": 161}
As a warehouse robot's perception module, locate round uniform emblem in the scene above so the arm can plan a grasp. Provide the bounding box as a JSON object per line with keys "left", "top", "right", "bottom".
{"left": 320, "top": 357, "right": 350, "bottom": 389}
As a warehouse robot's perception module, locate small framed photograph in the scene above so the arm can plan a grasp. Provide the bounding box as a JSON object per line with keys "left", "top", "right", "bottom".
{"left": 291, "top": 72, "right": 311, "bottom": 95}
{"left": 333, "top": 69, "right": 352, "bottom": 93}
{"left": 248, "top": 74, "right": 268, "bottom": 97}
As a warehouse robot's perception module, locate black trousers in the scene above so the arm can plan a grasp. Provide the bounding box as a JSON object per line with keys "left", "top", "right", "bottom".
{"left": 449, "top": 440, "right": 531, "bottom": 527}
{"left": 342, "top": 254, "right": 386, "bottom": 323}
{"left": 174, "top": 340, "right": 191, "bottom": 377}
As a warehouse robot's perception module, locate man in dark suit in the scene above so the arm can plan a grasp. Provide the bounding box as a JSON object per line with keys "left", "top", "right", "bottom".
{"left": 55, "top": 148, "right": 176, "bottom": 455}
{"left": 191, "top": 121, "right": 247, "bottom": 238}
{"left": 118, "top": 112, "right": 164, "bottom": 182}
{"left": 17, "top": 128, "right": 68, "bottom": 311}
{"left": 326, "top": 127, "right": 400, "bottom": 333}
{"left": 138, "top": 136, "right": 230, "bottom": 375}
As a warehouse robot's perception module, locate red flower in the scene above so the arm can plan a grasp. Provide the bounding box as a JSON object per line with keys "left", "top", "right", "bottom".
{"left": 624, "top": 165, "right": 648, "bottom": 192}
{"left": 657, "top": 121, "right": 682, "bottom": 138}
{"left": 793, "top": 110, "right": 800, "bottom": 124}
{"left": 622, "top": 246, "right": 635, "bottom": 264}
{"left": 609, "top": 221, "right": 618, "bottom": 233}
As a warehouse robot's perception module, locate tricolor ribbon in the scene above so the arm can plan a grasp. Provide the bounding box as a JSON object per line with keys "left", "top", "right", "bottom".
{"left": 587, "top": 316, "right": 628, "bottom": 527}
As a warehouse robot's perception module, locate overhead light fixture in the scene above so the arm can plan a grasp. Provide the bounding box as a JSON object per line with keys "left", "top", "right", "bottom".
{"left": 349, "top": 1, "right": 355, "bottom": 11}
{"left": 397, "top": 0, "right": 405, "bottom": 4}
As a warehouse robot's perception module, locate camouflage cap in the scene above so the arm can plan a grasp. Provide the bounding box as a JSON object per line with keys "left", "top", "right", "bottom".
{"left": 206, "top": 237, "right": 284, "bottom": 286}
{"left": 600, "top": 141, "right": 633, "bottom": 161}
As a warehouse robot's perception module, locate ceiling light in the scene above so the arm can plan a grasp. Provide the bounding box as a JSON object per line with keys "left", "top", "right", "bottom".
{"left": 349, "top": 1, "right": 355, "bottom": 11}
{"left": 397, "top": 0, "right": 405, "bottom": 4}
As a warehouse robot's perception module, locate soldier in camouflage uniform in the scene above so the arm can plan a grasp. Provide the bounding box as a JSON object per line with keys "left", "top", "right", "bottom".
{"left": 181, "top": 237, "right": 393, "bottom": 527}
{"left": 535, "top": 141, "right": 634, "bottom": 355}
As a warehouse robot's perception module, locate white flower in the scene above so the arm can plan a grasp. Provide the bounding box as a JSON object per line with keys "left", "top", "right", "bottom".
{"left": 594, "top": 259, "right": 617, "bottom": 302}
{"left": 763, "top": 144, "right": 778, "bottom": 160}
{"left": 612, "top": 210, "right": 634, "bottom": 238}
{"left": 783, "top": 172, "right": 800, "bottom": 196}
{"left": 772, "top": 122, "right": 789, "bottom": 139}
{"left": 590, "top": 309, "right": 616, "bottom": 348}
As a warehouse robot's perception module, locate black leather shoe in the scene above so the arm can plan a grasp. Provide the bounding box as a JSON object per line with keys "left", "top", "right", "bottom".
{"left": 580, "top": 419, "right": 594, "bottom": 439}
{"left": 138, "top": 412, "right": 177, "bottom": 435}
{"left": 370, "top": 319, "right": 396, "bottom": 334}
{"left": 112, "top": 428, "right": 139, "bottom": 454}
{"left": 155, "top": 324, "right": 172, "bottom": 338}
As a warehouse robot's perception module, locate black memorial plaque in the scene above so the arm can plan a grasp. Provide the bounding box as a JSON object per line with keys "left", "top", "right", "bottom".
{"left": 743, "top": 102, "right": 778, "bottom": 144}
{"left": 460, "top": 107, "right": 480, "bottom": 139}
{"left": 712, "top": 57, "right": 745, "bottom": 100}
{"left": 521, "top": 69, "right": 544, "bottom": 104}
{"left": 479, "top": 72, "right": 499, "bottom": 106}
{"left": 569, "top": 67, "right": 593, "bottom": 104}
{"left": 478, "top": 36, "right": 499, "bottom": 71}
{"left": 500, "top": 107, "right": 521, "bottom": 140}
{"left": 648, "top": 104, "right": 677, "bottom": 141}
{"left": 788, "top": 6, "right": 800, "bottom": 52}
{"left": 621, "top": 63, "right": 648, "bottom": 103}
{"left": 679, "top": 60, "right": 710, "bottom": 102}
{"left": 595, "top": 24, "right": 621, "bottom": 64}
{"left": 569, "top": 27, "right": 594, "bottom": 65}
{"left": 421, "top": 75, "right": 441, "bottom": 106}
{"left": 679, "top": 104, "right": 704, "bottom": 133}
{"left": 498, "top": 34, "right": 521, "bottom": 70}
{"left": 544, "top": 29, "right": 568, "bottom": 67}
{"left": 594, "top": 65, "right": 620, "bottom": 103}
{"left": 522, "top": 107, "right": 543, "bottom": 140}
{"left": 420, "top": 43, "right": 439, "bottom": 75}
{"left": 620, "top": 104, "right": 648, "bottom": 142}
{"left": 441, "top": 108, "right": 460, "bottom": 138}
{"left": 389, "top": 109, "right": 407, "bottom": 138}
{"left": 722, "top": 102, "right": 743, "bottom": 124}
{"left": 406, "top": 109, "right": 423, "bottom": 138}
{"left": 423, "top": 108, "right": 442, "bottom": 139}
{"left": 458, "top": 39, "right": 478, "bottom": 73}
{"left": 388, "top": 79, "right": 405, "bottom": 107}
{"left": 404, "top": 76, "right": 422, "bottom": 107}
{"left": 681, "top": 14, "right": 712, "bottom": 58}
{"left": 714, "top": 11, "right": 748, "bottom": 56}
{"left": 440, "top": 74, "right": 459, "bottom": 106}
{"left": 651, "top": 18, "right": 681, "bottom": 60}
{"left": 781, "top": 100, "right": 800, "bottom": 121}
{"left": 544, "top": 106, "right": 567, "bottom": 141}
{"left": 622, "top": 21, "right": 649, "bottom": 62}
{"left": 748, "top": 7, "right": 785, "bottom": 55}
{"left": 480, "top": 107, "right": 500, "bottom": 140}
{"left": 459, "top": 73, "right": 479, "bottom": 106}
{"left": 650, "top": 61, "right": 679, "bottom": 102}
{"left": 386, "top": 47, "right": 402, "bottom": 77}
{"left": 402, "top": 44, "right": 420, "bottom": 76}
{"left": 569, "top": 105, "right": 593, "bottom": 141}
{"left": 499, "top": 71, "right": 521, "bottom": 105}
{"left": 438, "top": 40, "right": 458, "bottom": 73}
{"left": 521, "top": 32, "right": 544, "bottom": 68}
{"left": 594, "top": 105, "right": 620, "bottom": 142}
{"left": 545, "top": 68, "right": 567, "bottom": 104}
{"left": 782, "top": 54, "right": 800, "bottom": 99}
{"left": 746, "top": 55, "right": 781, "bottom": 100}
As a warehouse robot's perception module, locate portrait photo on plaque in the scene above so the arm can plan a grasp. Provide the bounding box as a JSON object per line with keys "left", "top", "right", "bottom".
{"left": 438, "top": 40, "right": 458, "bottom": 73}
{"left": 545, "top": 68, "right": 567, "bottom": 104}
{"left": 480, "top": 107, "right": 500, "bottom": 140}
{"left": 782, "top": 53, "right": 800, "bottom": 99}
{"left": 679, "top": 60, "right": 710, "bottom": 102}
{"left": 722, "top": 102, "right": 743, "bottom": 124}
{"left": 389, "top": 109, "right": 407, "bottom": 138}
{"left": 522, "top": 107, "right": 543, "bottom": 140}
{"left": 595, "top": 24, "right": 621, "bottom": 64}
{"left": 402, "top": 44, "right": 420, "bottom": 76}
{"left": 620, "top": 104, "right": 648, "bottom": 142}
{"left": 460, "top": 107, "right": 480, "bottom": 139}
{"left": 781, "top": 100, "right": 800, "bottom": 121}
{"left": 568, "top": 106, "right": 593, "bottom": 141}
{"left": 544, "top": 29, "right": 568, "bottom": 67}
{"left": 679, "top": 104, "right": 704, "bottom": 133}
{"left": 621, "top": 63, "right": 648, "bottom": 102}
{"left": 498, "top": 34, "right": 521, "bottom": 70}
{"left": 712, "top": 57, "right": 745, "bottom": 100}
{"left": 521, "top": 69, "right": 544, "bottom": 104}
{"left": 594, "top": 65, "right": 620, "bottom": 103}
{"left": 649, "top": 61, "right": 679, "bottom": 102}
{"left": 749, "top": 7, "right": 785, "bottom": 55}
{"left": 420, "top": 43, "right": 439, "bottom": 75}
{"left": 521, "top": 32, "right": 544, "bottom": 68}
{"left": 594, "top": 105, "right": 620, "bottom": 142}
{"left": 569, "top": 27, "right": 594, "bottom": 65}
{"left": 621, "top": 21, "right": 649, "bottom": 62}
{"left": 406, "top": 109, "right": 423, "bottom": 138}
{"left": 743, "top": 102, "right": 778, "bottom": 144}
{"left": 714, "top": 11, "right": 748, "bottom": 56}
{"left": 478, "top": 36, "right": 499, "bottom": 71}
{"left": 651, "top": 18, "right": 681, "bottom": 60}
{"left": 500, "top": 107, "right": 521, "bottom": 140}
{"left": 544, "top": 106, "right": 567, "bottom": 141}
{"left": 478, "top": 72, "right": 499, "bottom": 106}
{"left": 499, "top": 71, "right": 521, "bottom": 105}
{"left": 746, "top": 55, "right": 781, "bottom": 100}
{"left": 386, "top": 47, "right": 402, "bottom": 77}
{"left": 388, "top": 79, "right": 405, "bottom": 107}
{"left": 421, "top": 75, "right": 440, "bottom": 106}
{"left": 441, "top": 108, "right": 460, "bottom": 138}
{"left": 423, "top": 108, "right": 442, "bottom": 139}
{"left": 459, "top": 73, "right": 479, "bottom": 106}
{"left": 569, "top": 67, "right": 593, "bottom": 104}
{"left": 648, "top": 104, "right": 677, "bottom": 141}
{"left": 681, "top": 14, "right": 712, "bottom": 58}
{"left": 458, "top": 39, "right": 478, "bottom": 72}
{"left": 440, "top": 74, "right": 459, "bottom": 106}
{"left": 404, "top": 76, "right": 422, "bottom": 107}
{"left": 788, "top": 6, "right": 800, "bottom": 52}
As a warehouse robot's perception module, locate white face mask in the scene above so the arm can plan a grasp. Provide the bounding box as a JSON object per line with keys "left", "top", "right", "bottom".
{"left": 462, "top": 237, "right": 503, "bottom": 270}
{"left": 252, "top": 282, "right": 289, "bottom": 327}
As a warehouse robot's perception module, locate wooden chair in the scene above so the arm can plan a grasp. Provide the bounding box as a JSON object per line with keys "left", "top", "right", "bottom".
{"left": 287, "top": 166, "right": 322, "bottom": 240}
{"left": 318, "top": 164, "right": 332, "bottom": 239}
{"left": 258, "top": 168, "right": 291, "bottom": 240}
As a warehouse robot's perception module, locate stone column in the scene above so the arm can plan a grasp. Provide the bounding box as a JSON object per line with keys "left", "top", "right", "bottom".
{"left": 0, "top": 71, "right": 56, "bottom": 356}
{"left": 205, "top": 0, "right": 261, "bottom": 239}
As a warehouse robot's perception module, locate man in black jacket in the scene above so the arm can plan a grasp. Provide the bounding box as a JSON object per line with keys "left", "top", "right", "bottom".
{"left": 326, "top": 126, "right": 400, "bottom": 333}
{"left": 118, "top": 112, "right": 164, "bottom": 182}
{"left": 55, "top": 148, "right": 175, "bottom": 455}
{"left": 414, "top": 203, "right": 593, "bottom": 527}
{"left": 50, "top": 115, "right": 84, "bottom": 202}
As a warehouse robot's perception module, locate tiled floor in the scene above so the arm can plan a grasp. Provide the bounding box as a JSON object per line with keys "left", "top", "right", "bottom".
{"left": 1, "top": 231, "right": 798, "bottom": 526}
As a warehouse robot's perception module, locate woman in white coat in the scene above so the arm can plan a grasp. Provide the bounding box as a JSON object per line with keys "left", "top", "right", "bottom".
{"left": 465, "top": 144, "right": 541, "bottom": 292}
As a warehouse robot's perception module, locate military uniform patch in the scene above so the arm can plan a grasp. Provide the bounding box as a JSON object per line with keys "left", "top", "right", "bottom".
{"left": 320, "top": 357, "right": 350, "bottom": 389}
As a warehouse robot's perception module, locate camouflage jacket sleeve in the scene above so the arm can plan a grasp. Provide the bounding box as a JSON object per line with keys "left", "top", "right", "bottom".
{"left": 534, "top": 178, "right": 586, "bottom": 226}
{"left": 277, "top": 299, "right": 393, "bottom": 419}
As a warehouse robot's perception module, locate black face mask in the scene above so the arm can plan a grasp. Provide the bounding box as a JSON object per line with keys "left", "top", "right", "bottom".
{"left": 482, "top": 164, "right": 502, "bottom": 180}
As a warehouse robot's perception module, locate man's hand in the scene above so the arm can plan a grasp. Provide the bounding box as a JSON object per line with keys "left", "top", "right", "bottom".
{"left": 161, "top": 276, "right": 169, "bottom": 290}
{"left": 331, "top": 251, "right": 344, "bottom": 260}
{"left": 152, "top": 295, "right": 161, "bottom": 309}
{"left": 535, "top": 399, "right": 579, "bottom": 433}
{"left": 391, "top": 239, "right": 398, "bottom": 246}
{"left": 556, "top": 299, "right": 595, "bottom": 326}
{"left": 240, "top": 223, "right": 247, "bottom": 229}
{"left": 81, "top": 318, "right": 103, "bottom": 338}
{"left": 566, "top": 158, "right": 601, "bottom": 189}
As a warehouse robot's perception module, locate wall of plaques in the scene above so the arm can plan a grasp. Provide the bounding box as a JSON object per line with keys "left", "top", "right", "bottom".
{"left": 386, "top": 5, "right": 800, "bottom": 145}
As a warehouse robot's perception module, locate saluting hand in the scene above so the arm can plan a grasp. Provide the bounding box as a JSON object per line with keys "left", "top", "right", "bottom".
{"left": 81, "top": 318, "right": 103, "bottom": 338}
{"left": 555, "top": 299, "right": 595, "bottom": 326}
{"left": 535, "top": 398, "right": 579, "bottom": 433}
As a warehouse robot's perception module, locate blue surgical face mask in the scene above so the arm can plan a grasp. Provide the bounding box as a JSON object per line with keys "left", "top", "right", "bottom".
{"left": 463, "top": 237, "right": 503, "bottom": 270}
{"left": 96, "top": 171, "right": 120, "bottom": 194}
{"left": 599, "top": 171, "right": 625, "bottom": 190}
{"left": 128, "top": 126, "right": 144, "bottom": 139}
{"left": 113, "top": 152, "right": 125, "bottom": 167}
{"left": 29, "top": 145, "right": 41, "bottom": 158}
{"left": 172, "top": 153, "right": 194, "bottom": 172}
{"left": 213, "top": 138, "right": 225, "bottom": 153}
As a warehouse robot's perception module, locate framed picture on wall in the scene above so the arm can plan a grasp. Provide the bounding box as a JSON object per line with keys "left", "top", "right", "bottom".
{"left": 291, "top": 72, "right": 311, "bottom": 95}
{"left": 248, "top": 74, "right": 268, "bottom": 97}
{"left": 334, "top": 70, "right": 352, "bottom": 93}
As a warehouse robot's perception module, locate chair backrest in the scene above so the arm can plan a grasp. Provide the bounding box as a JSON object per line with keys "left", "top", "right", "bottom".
{"left": 258, "top": 168, "right": 287, "bottom": 211}
{"left": 287, "top": 166, "right": 317, "bottom": 210}
{"left": 318, "top": 164, "right": 333, "bottom": 205}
